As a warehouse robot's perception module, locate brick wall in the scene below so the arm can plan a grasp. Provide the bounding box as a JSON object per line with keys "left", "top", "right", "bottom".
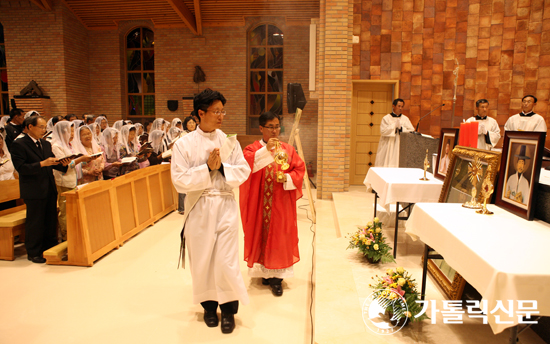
{"left": 62, "top": 4, "right": 90, "bottom": 116}
{"left": 0, "top": 0, "right": 67, "bottom": 115}
{"left": 353, "top": 0, "right": 550, "bottom": 147}
{"left": 316, "top": 0, "right": 354, "bottom": 199}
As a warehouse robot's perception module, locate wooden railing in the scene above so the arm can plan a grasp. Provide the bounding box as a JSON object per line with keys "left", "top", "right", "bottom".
{"left": 44, "top": 164, "right": 177, "bottom": 266}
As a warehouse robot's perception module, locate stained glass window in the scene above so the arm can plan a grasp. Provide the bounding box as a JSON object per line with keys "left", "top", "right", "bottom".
{"left": 0, "top": 23, "right": 8, "bottom": 117}
{"left": 248, "top": 24, "right": 283, "bottom": 135}
{"left": 126, "top": 27, "right": 154, "bottom": 118}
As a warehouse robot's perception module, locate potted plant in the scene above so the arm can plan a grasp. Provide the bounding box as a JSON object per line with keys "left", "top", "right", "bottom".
{"left": 369, "top": 267, "right": 430, "bottom": 326}
{"left": 347, "top": 217, "right": 395, "bottom": 264}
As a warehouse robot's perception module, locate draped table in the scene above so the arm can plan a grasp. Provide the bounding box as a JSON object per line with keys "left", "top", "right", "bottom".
{"left": 363, "top": 167, "right": 443, "bottom": 257}
{"left": 405, "top": 203, "right": 550, "bottom": 341}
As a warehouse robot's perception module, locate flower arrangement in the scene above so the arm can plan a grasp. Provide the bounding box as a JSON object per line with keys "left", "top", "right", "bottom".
{"left": 346, "top": 217, "right": 395, "bottom": 264}
{"left": 369, "top": 267, "right": 430, "bottom": 323}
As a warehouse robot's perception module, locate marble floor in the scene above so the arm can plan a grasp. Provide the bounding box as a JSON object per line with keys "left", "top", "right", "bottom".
{"left": 0, "top": 187, "right": 545, "bottom": 344}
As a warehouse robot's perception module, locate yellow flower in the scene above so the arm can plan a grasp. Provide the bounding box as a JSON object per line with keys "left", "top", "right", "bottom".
{"left": 386, "top": 268, "right": 394, "bottom": 275}
{"left": 367, "top": 221, "right": 373, "bottom": 227}
{"left": 405, "top": 311, "right": 412, "bottom": 318}
{"left": 359, "top": 234, "right": 365, "bottom": 240}
{"left": 396, "top": 267, "right": 405, "bottom": 274}
{"left": 390, "top": 283, "right": 397, "bottom": 288}
{"left": 374, "top": 217, "right": 379, "bottom": 223}
{"left": 397, "top": 278, "right": 406, "bottom": 286}
{"left": 375, "top": 228, "right": 381, "bottom": 233}
{"left": 366, "top": 240, "right": 372, "bottom": 245}
{"left": 373, "top": 244, "right": 379, "bottom": 250}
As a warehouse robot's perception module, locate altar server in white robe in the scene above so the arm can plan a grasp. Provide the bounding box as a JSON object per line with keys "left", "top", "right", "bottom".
{"left": 375, "top": 98, "right": 414, "bottom": 167}
{"left": 465, "top": 99, "right": 501, "bottom": 150}
{"left": 504, "top": 95, "right": 547, "bottom": 132}
{"left": 505, "top": 144, "right": 531, "bottom": 205}
{"left": 171, "top": 89, "right": 251, "bottom": 334}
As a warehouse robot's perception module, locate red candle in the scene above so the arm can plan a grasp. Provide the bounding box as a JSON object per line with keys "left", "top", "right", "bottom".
{"left": 469, "top": 121, "right": 478, "bottom": 148}
{"left": 459, "top": 122, "right": 468, "bottom": 146}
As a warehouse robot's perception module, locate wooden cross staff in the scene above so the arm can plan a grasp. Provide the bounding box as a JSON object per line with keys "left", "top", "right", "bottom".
{"left": 287, "top": 108, "right": 317, "bottom": 223}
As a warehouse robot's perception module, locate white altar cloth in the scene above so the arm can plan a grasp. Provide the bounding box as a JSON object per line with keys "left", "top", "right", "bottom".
{"left": 405, "top": 203, "right": 550, "bottom": 334}
{"left": 363, "top": 167, "right": 443, "bottom": 208}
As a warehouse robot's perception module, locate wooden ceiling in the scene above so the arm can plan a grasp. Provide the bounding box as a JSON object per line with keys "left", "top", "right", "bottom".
{"left": 24, "top": 0, "right": 319, "bottom": 34}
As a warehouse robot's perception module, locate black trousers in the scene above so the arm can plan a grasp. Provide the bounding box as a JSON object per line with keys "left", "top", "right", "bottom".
{"left": 201, "top": 300, "right": 239, "bottom": 314}
{"left": 24, "top": 190, "right": 58, "bottom": 257}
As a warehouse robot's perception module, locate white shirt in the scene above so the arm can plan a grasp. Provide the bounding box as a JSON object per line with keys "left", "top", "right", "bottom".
{"left": 504, "top": 112, "right": 547, "bottom": 132}
{"left": 466, "top": 115, "right": 501, "bottom": 150}
{"left": 505, "top": 172, "right": 530, "bottom": 205}
{"left": 374, "top": 114, "right": 414, "bottom": 167}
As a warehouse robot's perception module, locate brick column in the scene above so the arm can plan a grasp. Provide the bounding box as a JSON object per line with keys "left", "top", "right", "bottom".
{"left": 317, "top": 0, "right": 353, "bottom": 199}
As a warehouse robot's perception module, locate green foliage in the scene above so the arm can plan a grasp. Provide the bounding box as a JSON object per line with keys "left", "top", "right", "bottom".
{"left": 346, "top": 218, "right": 395, "bottom": 264}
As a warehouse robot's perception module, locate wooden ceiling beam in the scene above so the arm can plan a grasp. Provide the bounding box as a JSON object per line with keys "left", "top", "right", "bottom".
{"left": 193, "top": 0, "right": 202, "bottom": 35}
{"left": 40, "top": 0, "right": 53, "bottom": 11}
{"left": 166, "top": 0, "right": 198, "bottom": 35}
{"left": 29, "top": 0, "right": 46, "bottom": 11}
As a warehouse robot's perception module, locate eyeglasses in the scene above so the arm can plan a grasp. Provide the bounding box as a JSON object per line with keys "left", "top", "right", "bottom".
{"left": 207, "top": 110, "right": 226, "bottom": 116}
{"left": 261, "top": 126, "right": 281, "bottom": 131}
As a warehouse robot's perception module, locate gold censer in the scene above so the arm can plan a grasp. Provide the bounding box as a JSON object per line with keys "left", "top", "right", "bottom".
{"left": 273, "top": 141, "right": 289, "bottom": 183}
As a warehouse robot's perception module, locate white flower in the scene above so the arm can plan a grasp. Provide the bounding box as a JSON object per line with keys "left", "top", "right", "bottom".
{"left": 359, "top": 234, "right": 366, "bottom": 240}
{"left": 396, "top": 267, "right": 405, "bottom": 274}
{"left": 373, "top": 244, "right": 379, "bottom": 250}
{"left": 386, "top": 268, "right": 394, "bottom": 275}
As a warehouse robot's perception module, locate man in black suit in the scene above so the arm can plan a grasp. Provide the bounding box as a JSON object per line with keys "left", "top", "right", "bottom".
{"left": 10, "top": 116, "right": 71, "bottom": 263}
{"left": 5, "top": 108, "right": 25, "bottom": 151}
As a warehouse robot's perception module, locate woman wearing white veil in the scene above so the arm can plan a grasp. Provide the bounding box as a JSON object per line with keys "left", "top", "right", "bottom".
{"left": 51, "top": 121, "right": 93, "bottom": 241}
{"left": 100, "top": 128, "right": 123, "bottom": 179}
{"left": 171, "top": 118, "right": 183, "bottom": 130}
{"left": 73, "top": 125, "right": 105, "bottom": 185}
{"left": 95, "top": 116, "right": 108, "bottom": 132}
{"left": 113, "top": 120, "right": 124, "bottom": 132}
{"left": 119, "top": 124, "right": 147, "bottom": 175}
{"left": 72, "top": 119, "right": 84, "bottom": 128}
{"left": 0, "top": 134, "right": 15, "bottom": 181}
{"left": 147, "top": 130, "right": 168, "bottom": 166}
{"left": 151, "top": 118, "right": 165, "bottom": 132}
{"left": 88, "top": 123, "right": 102, "bottom": 145}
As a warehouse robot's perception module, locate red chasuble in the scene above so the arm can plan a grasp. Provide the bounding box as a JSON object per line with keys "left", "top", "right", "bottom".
{"left": 240, "top": 141, "right": 305, "bottom": 270}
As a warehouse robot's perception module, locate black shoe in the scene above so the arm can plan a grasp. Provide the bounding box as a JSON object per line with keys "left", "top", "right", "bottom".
{"left": 204, "top": 311, "right": 219, "bottom": 327}
{"left": 270, "top": 283, "right": 283, "bottom": 296}
{"left": 262, "top": 278, "right": 270, "bottom": 285}
{"left": 221, "top": 313, "right": 235, "bottom": 334}
{"left": 27, "top": 256, "right": 46, "bottom": 264}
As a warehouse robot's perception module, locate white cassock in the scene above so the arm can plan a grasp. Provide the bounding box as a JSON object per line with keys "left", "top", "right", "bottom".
{"left": 439, "top": 155, "right": 450, "bottom": 174}
{"left": 504, "top": 113, "right": 547, "bottom": 132}
{"left": 374, "top": 114, "right": 414, "bottom": 167}
{"left": 171, "top": 126, "right": 251, "bottom": 305}
{"left": 505, "top": 172, "right": 530, "bottom": 205}
{"left": 465, "top": 116, "right": 501, "bottom": 150}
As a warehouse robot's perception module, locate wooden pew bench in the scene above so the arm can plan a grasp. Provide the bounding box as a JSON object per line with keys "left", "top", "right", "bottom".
{"left": 0, "top": 179, "right": 26, "bottom": 260}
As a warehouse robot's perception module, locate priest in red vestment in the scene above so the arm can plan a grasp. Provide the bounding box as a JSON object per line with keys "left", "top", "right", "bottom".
{"left": 240, "top": 111, "right": 305, "bottom": 296}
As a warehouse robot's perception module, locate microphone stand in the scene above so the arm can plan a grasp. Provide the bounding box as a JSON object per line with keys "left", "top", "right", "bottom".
{"left": 413, "top": 103, "right": 445, "bottom": 135}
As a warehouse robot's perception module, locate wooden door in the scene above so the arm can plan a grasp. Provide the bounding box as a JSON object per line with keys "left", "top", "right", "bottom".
{"left": 350, "top": 83, "right": 394, "bottom": 185}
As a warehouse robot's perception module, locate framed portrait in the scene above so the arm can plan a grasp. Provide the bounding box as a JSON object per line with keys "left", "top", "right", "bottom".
{"left": 434, "top": 128, "right": 459, "bottom": 180}
{"left": 495, "top": 131, "right": 546, "bottom": 221}
{"left": 438, "top": 146, "right": 501, "bottom": 204}
{"left": 427, "top": 145, "right": 501, "bottom": 300}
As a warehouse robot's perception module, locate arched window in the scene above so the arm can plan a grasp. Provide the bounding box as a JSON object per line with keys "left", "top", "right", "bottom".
{"left": 248, "top": 24, "right": 283, "bottom": 134}
{"left": 0, "top": 23, "right": 8, "bottom": 117}
{"left": 126, "top": 27, "right": 155, "bottom": 119}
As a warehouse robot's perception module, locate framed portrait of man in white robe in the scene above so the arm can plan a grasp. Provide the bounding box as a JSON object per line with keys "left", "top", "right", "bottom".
{"left": 495, "top": 131, "right": 546, "bottom": 221}
{"left": 434, "top": 128, "right": 459, "bottom": 180}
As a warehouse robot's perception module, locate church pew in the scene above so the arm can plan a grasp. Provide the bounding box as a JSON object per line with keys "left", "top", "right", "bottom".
{"left": 0, "top": 179, "right": 26, "bottom": 261}
{"left": 44, "top": 164, "right": 177, "bottom": 266}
